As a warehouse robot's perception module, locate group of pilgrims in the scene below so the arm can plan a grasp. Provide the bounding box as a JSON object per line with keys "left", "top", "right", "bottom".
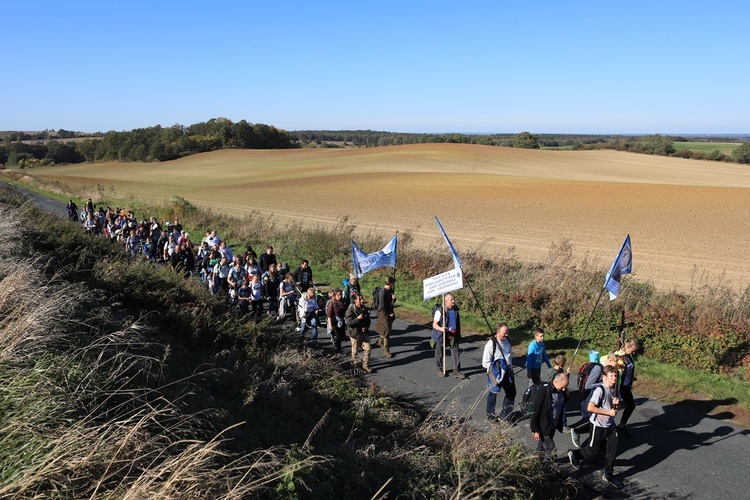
{"left": 66, "top": 198, "right": 638, "bottom": 488}
{"left": 67, "top": 198, "right": 371, "bottom": 356}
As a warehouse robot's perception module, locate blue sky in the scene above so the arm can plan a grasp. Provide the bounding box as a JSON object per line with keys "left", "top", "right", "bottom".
{"left": 3, "top": 1, "right": 748, "bottom": 134}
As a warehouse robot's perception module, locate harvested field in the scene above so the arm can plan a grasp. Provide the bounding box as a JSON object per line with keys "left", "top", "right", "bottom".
{"left": 29, "top": 144, "right": 750, "bottom": 292}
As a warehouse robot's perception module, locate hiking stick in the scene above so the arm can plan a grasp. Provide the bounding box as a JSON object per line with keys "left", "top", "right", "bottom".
{"left": 442, "top": 293, "right": 446, "bottom": 376}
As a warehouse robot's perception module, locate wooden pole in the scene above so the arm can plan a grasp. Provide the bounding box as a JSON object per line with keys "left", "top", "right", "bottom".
{"left": 442, "top": 293, "right": 446, "bottom": 376}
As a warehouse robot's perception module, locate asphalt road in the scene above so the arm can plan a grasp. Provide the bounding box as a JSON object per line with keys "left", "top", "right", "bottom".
{"left": 348, "top": 316, "right": 750, "bottom": 499}
{"left": 10, "top": 184, "right": 750, "bottom": 499}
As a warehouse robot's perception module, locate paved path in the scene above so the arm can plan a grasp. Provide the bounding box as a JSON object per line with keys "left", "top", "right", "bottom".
{"left": 350, "top": 316, "right": 750, "bottom": 499}
{"left": 10, "top": 184, "right": 750, "bottom": 499}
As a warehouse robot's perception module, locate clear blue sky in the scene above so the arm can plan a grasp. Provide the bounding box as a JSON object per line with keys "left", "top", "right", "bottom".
{"left": 3, "top": 1, "right": 748, "bottom": 134}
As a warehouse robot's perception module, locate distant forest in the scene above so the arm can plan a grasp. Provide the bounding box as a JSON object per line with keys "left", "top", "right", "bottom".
{"left": 0, "top": 118, "right": 298, "bottom": 167}
{"left": 2, "top": 118, "right": 750, "bottom": 167}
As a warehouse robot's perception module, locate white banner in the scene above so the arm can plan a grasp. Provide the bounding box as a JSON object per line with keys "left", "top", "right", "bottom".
{"left": 423, "top": 268, "right": 463, "bottom": 301}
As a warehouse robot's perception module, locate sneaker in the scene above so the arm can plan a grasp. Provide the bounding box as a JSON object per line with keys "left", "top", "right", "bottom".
{"left": 562, "top": 426, "right": 571, "bottom": 434}
{"left": 487, "top": 414, "right": 500, "bottom": 425}
{"left": 437, "top": 369, "right": 448, "bottom": 378}
{"left": 567, "top": 450, "right": 580, "bottom": 471}
{"left": 384, "top": 351, "right": 394, "bottom": 358}
{"left": 602, "top": 470, "right": 624, "bottom": 489}
{"left": 452, "top": 370, "right": 467, "bottom": 379}
{"left": 570, "top": 428, "right": 581, "bottom": 449}
{"left": 617, "top": 424, "right": 632, "bottom": 436}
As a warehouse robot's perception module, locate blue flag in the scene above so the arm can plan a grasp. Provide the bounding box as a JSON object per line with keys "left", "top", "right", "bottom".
{"left": 352, "top": 236, "right": 397, "bottom": 278}
{"left": 435, "top": 216, "right": 462, "bottom": 269}
{"left": 604, "top": 235, "right": 632, "bottom": 300}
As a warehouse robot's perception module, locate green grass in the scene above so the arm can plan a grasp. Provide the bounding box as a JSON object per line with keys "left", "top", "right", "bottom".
{"left": 637, "top": 356, "right": 750, "bottom": 413}
{"left": 672, "top": 141, "right": 740, "bottom": 155}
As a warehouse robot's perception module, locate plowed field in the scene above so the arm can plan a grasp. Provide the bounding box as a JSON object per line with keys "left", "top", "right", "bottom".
{"left": 31, "top": 144, "right": 750, "bottom": 292}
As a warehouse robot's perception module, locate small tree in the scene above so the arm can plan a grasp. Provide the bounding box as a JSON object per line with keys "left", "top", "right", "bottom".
{"left": 733, "top": 141, "right": 750, "bottom": 164}
{"left": 513, "top": 131, "right": 540, "bottom": 149}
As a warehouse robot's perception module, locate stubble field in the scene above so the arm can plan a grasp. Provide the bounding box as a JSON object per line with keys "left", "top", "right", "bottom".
{"left": 30, "top": 143, "right": 750, "bottom": 292}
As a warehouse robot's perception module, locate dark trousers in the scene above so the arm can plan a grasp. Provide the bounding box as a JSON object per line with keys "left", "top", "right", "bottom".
{"left": 536, "top": 430, "right": 558, "bottom": 457}
{"left": 619, "top": 385, "right": 635, "bottom": 426}
{"left": 573, "top": 423, "right": 618, "bottom": 475}
{"left": 486, "top": 378, "right": 516, "bottom": 419}
{"left": 251, "top": 299, "right": 264, "bottom": 319}
{"left": 434, "top": 339, "right": 460, "bottom": 373}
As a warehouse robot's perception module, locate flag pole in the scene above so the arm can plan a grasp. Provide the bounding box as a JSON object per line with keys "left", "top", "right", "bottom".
{"left": 570, "top": 286, "right": 607, "bottom": 370}
{"left": 462, "top": 273, "right": 495, "bottom": 336}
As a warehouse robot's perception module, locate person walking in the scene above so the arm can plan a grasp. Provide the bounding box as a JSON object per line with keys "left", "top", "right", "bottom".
{"left": 530, "top": 372, "right": 570, "bottom": 459}
{"left": 482, "top": 323, "right": 516, "bottom": 423}
{"left": 298, "top": 287, "right": 321, "bottom": 347}
{"left": 568, "top": 365, "right": 625, "bottom": 489}
{"left": 617, "top": 339, "right": 639, "bottom": 435}
{"left": 570, "top": 350, "right": 618, "bottom": 448}
{"left": 292, "top": 259, "right": 314, "bottom": 292}
{"left": 526, "top": 327, "right": 552, "bottom": 388}
{"left": 326, "top": 289, "right": 347, "bottom": 353}
{"left": 375, "top": 276, "right": 396, "bottom": 359}
{"left": 345, "top": 293, "right": 372, "bottom": 373}
{"left": 431, "top": 293, "right": 466, "bottom": 379}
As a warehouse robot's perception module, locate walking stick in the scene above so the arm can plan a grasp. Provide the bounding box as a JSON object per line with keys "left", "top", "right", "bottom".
{"left": 442, "top": 293, "right": 446, "bottom": 376}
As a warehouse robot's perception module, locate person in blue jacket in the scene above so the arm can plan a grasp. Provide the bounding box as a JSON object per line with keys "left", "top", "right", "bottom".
{"left": 526, "top": 327, "right": 552, "bottom": 390}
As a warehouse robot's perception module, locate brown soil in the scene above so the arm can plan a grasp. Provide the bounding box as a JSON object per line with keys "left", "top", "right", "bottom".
{"left": 28, "top": 144, "right": 750, "bottom": 292}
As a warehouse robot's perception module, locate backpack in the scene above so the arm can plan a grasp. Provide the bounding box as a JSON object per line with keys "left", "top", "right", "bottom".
{"left": 487, "top": 338, "right": 512, "bottom": 387}
{"left": 371, "top": 286, "right": 382, "bottom": 310}
{"left": 522, "top": 383, "right": 545, "bottom": 416}
{"left": 577, "top": 362, "right": 602, "bottom": 393}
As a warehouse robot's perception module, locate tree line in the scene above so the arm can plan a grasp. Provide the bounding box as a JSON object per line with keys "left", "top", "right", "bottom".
{"left": 2, "top": 121, "right": 750, "bottom": 167}
{"left": 0, "top": 118, "right": 299, "bottom": 167}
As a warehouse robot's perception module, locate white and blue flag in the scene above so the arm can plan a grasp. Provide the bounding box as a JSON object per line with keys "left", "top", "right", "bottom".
{"left": 435, "top": 216, "right": 462, "bottom": 270}
{"left": 351, "top": 236, "right": 397, "bottom": 278}
{"left": 604, "top": 234, "right": 632, "bottom": 300}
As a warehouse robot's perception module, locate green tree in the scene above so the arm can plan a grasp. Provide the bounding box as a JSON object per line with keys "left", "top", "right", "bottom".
{"left": 513, "top": 131, "right": 540, "bottom": 149}
{"left": 733, "top": 141, "right": 750, "bottom": 164}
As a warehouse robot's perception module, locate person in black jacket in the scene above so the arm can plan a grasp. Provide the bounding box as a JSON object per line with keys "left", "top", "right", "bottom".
{"left": 530, "top": 372, "right": 569, "bottom": 458}
{"left": 292, "top": 259, "right": 313, "bottom": 292}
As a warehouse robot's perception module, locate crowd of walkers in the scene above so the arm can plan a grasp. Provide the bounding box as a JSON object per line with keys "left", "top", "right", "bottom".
{"left": 68, "top": 201, "right": 389, "bottom": 364}
{"left": 68, "top": 199, "right": 637, "bottom": 490}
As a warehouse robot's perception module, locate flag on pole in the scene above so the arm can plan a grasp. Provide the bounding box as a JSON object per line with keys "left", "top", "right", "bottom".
{"left": 604, "top": 234, "right": 632, "bottom": 300}
{"left": 351, "top": 236, "right": 398, "bottom": 278}
{"left": 434, "top": 216, "right": 462, "bottom": 269}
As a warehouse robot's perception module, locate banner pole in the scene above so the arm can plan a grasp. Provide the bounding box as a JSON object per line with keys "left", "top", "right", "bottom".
{"left": 462, "top": 271, "right": 495, "bottom": 336}
{"left": 570, "top": 287, "right": 607, "bottom": 370}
